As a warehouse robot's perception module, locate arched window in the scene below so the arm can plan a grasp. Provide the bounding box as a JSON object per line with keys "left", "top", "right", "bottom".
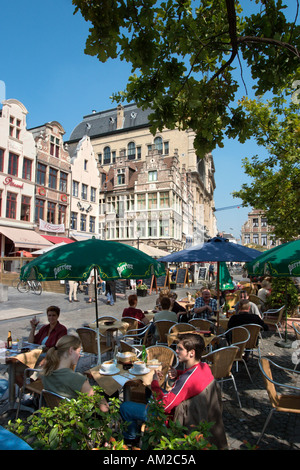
{"left": 154, "top": 136, "right": 163, "bottom": 154}
{"left": 103, "top": 146, "right": 111, "bottom": 164}
{"left": 128, "top": 142, "right": 136, "bottom": 160}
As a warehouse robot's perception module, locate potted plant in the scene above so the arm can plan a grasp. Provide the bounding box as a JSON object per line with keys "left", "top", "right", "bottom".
{"left": 170, "top": 281, "right": 177, "bottom": 290}
{"left": 136, "top": 283, "right": 148, "bottom": 296}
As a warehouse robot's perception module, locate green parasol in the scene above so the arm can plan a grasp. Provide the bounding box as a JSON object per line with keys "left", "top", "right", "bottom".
{"left": 246, "top": 239, "right": 300, "bottom": 278}
{"left": 20, "top": 238, "right": 165, "bottom": 362}
{"left": 246, "top": 239, "right": 300, "bottom": 347}
{"left": 218, "top": 262, "right": 235, "bottom": 291}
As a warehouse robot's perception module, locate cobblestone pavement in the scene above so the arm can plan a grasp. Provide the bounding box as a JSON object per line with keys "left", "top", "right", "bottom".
{"left": 0, "top": 285, "right": 299, "bottom": 450}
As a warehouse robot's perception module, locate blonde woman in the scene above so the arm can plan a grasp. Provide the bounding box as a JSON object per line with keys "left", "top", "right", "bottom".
{"left": 41, "top": 335, "right": 108, "bottom": 411}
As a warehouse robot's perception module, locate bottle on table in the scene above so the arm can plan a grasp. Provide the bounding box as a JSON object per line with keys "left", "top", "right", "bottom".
{"left": 141, "top": 345, "right": 147, "bottom": 363}
{"left": 7, "top": 331, "right": 12, "bottom": 349}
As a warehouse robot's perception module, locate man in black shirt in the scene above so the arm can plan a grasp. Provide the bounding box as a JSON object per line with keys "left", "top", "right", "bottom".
{"left": 227, "top": 299, "right": 268, "bottom": 360}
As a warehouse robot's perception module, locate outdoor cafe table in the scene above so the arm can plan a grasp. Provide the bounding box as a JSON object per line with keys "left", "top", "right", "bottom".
{"left": 0, "top": 344, "right": 43, "bottom": 414}
{"left": 177, "top": 300, "right": 195, "bottom": 312}
{"left": 87, "top": 362, "right": 160, "bottom": 399}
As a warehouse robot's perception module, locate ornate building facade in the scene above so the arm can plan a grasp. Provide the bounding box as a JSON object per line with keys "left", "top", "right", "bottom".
{"left": 241, "top": 209, "right": 281, "bottom": 249}
{"left": 68, "top": 103, "right": 217, "bottom": 250}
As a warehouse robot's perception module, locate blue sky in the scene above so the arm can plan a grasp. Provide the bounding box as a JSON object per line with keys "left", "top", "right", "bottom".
{"left": 0, "top": 0, "right": 297, "bottom": 240}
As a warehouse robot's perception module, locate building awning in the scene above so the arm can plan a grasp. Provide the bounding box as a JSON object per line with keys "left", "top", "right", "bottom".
{"left": 41, "top": 235, "right": 75, "bottom": 244}
{"left": 0, "top": 227, "right": 53, "bottom": 249}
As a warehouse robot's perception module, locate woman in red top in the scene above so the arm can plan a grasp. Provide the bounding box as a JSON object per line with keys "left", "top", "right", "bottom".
{"left": 28, "top": 305, "right": 67, "bottom": 349}
{"left": 122, "top": 294, "right": 150, "bottom": 328}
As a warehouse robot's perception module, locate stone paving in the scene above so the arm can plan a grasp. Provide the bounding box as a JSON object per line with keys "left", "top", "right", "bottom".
{"left": 0, "top": 284, "right": 299, "bottom": 450}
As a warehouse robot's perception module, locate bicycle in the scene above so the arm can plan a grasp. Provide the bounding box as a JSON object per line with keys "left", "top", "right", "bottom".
{"left": 17, "top": 280, "right": 42, "bottom": 295}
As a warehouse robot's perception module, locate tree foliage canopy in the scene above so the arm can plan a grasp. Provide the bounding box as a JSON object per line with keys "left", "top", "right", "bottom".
{"left": 73, "top": 0, "right": 300, "bottom": 155}
{"left": 233, "top": 93, "right": 300, "bottom": 241}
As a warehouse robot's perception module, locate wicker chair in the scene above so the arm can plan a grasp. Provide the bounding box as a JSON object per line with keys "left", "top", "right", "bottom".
{"left": 257, "top": 358, "right": 300, "bottom": 445}
{"left": 225, "top": 292, "right": 240, "bottom": 308}
{"left": 292, "top": 321, "right": 300, "bottom": 342}
{"left": 263, "top": 306, "right": 286, "bottom": 340}
{"left": 242, "top": 323, "right": 263, "bottom": 360}
{"left": 155, "top": 320, "right": 177, "bottom": 345}
{"left": 40, "top": 389, "right": 69, "bottom": 409}
{"left": 122, "top": 323, "right": 153, "bottom": 346}
{"left": 119, "top": 340, "right": 142, "bottom": 357}
{"left": 16, "top": 367, "right": 43, "bottom": 419}
{"left": 167, "top": 323, "right": 196, "bottom": 347}
{"left": 229, "top": 326, "right": 252, "bottom": 382}
{"left": 121, "top": 317, "right": 139, "bottom": 334}
{"left": 76, "top": 327, "right": 113, "bottom": 362}
{"left": 146, "top": 345, "right": 179, "bottom": 387}
{"left": 189, "top": 318, "right": 216, "bottom": 333}
{"left": 202, "top": 345, "right": 241, "bottom": 408}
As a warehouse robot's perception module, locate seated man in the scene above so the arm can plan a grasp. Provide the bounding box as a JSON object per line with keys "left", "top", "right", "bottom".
{"left": 120, "top": 333, "right": 216, "bottom": 444}
{"left": 227, "top": 299, "right": 268, "bottom": 332}
{"left": 122, "top": 294, "right": 150, "bottom": 328}
{"left": 234, "top": 290, "right": 262, "bottom": 318}
{"left": 192, "top": 289, "right": 217, "bottom": 320}
{"left": 227, "top": 299, "right": 268, "bottom": 360}
{"left": 154, "top": 296, "right": 178, "bottom": 323}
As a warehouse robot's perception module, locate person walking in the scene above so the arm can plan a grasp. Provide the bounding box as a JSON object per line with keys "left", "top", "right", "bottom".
{"left": 68, "top": 280, "right": 79, "bottom": 303}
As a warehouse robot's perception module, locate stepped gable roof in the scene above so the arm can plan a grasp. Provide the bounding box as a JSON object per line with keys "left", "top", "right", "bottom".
{"left": 68, "top": 103, "right": 152, "bottom": 142}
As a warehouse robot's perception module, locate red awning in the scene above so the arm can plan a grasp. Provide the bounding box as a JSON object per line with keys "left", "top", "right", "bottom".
{"left": 41, "top": 235, "right": 75, "bottom": 244}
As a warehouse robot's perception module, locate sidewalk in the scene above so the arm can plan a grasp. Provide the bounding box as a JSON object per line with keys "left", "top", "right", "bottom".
{"left": 0, "top": 285, "right": 299, "bottom": 450}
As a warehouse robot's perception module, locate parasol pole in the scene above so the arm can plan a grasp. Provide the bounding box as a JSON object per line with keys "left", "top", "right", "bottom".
{"left": 93, "top": 267, "right": 101, "bottom": 364}
{"left": 216, "top": 261, "right": 220, "bottom": 334}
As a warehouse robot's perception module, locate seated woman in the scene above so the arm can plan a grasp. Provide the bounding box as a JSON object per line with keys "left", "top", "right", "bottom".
{"left": 28, "top": 305, "right": 67, "bottom": 349}
{"left": 122, "top": 294, "right": 150, "bottom": 328}
{"left": 41, "top": 335, "right": 108, "bottom": 411}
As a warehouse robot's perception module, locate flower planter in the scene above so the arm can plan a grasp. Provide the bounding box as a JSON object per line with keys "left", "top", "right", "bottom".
{"left": 170, "top": 283, "right": 177, "bottom": 290}
{"left": 137, "top": 289, "right": 147, "bottom": 297}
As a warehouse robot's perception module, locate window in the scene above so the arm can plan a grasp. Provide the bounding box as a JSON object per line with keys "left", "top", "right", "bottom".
{"left": 20, "top": 196, "right": 31, "bottom": 221}
{"left": 261, "top": 234, "right": 268, "bottom": 246}
{"left": 0, "top": 148, "right": 4, "bottom": 171}
{"left": 72, "top": 180, "right": 79, "bottom": 197}
{"left": 253, "top": 234, "right": 259, "bottom": 244}
{"left": 91, "top": 187, "right": 96, "bottom": 202}
{"left": 35, "top": 199, "right": 45, "bottom": 222}
{"left": 160, "top": 219, "right": 169, "bottom": 237}
{"left": 58, "top": 204, "right": 66, "bottom": 225}
{"left": 128, "top": 142, "right": 136, "bottom": 160}
{"left": 117, "top": 169, "right": 125, "bottom": 185}
{"left": 103, "top": 146, "right": 111, "bottom": 164}
{"left": 127, "top": 194, "right": 134, "bottom": 211}
{"left": 253, "top": 218, "right": 259, "bottom": 227}
{"left": 80, "top": 213, "right": 87, "bottom": 231}
{"left": 148, "top": 220, "right": 157, "bottom": 237}
{"left": 137, "top": 194, "right": 146, "bottom": 210}
{"left": 60, "top": 172, "right": 68, "bottom": 192}
{"left": 137, "top": 146, "right": 141, "bottom": 159}
{"left": 154, "top": 137, "right": 163, "bottom": 154}
{"left": 22, "top": 158, "right": 32, "bottom": 180}
{"left": 0, "top": 190, "right": 2, "bottom": 216}
{"left": 261, "top": 218, "right": 268, "bottom": 227}
{"left": 70, "top": 212, "right": 77, "bottom": 230}
{"left": 50, "top": 135, "right": 60, "bottom": 158}
{"left": 37, "top": 163, "right": 46, "bottom": 185}
{"left": 160, "top": 191, "right": 169, "bottom": 208}
{"left": 244, "top": 234, "right": 250, "bottom": 244}
{"left": 148, "top": 193, "right": 157, "bottom": 209}
{"left": 98, "top": 153, "right": 102, "bottom": 165}
{"left": 82, "top": 184, "right": 88, "bottom": 200}
{"left": 84, "top": 160, "right": 88, "bottom": 170}
{"left": 49, "top": 168, "right": 58, "bottom": 189}
{"left": 9, "top": 116, "right": 21, "bottom": 139}
{"left": 47, "top": 202, "right": 56, "bottom": 224}
{"left": 148, "top": 170, "right": 157, "bottom": 182}
{"left": 6, "top": 192, "right": 17, "bottom": 218}
{"left": 89, "top": 216, "right": 95, "bottom": 233}
{"left": 8, "top": 153, "right": 19, "bottom": 176}
{"left": 164, "top": 141, "right": 169, "bottom": 155}
{"left": 136, "top": 221, "right": 146, "bottom": 237}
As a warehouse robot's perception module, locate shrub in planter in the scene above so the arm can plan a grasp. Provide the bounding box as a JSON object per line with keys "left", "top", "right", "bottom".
{"left": 170, "top": 282, "right": 177, "bottom": 290}
{"left": 137, "top": 283, "right": 148, "bottom": 296}
{"left": 265, "top": 278, "right": 299, "bottom": 316}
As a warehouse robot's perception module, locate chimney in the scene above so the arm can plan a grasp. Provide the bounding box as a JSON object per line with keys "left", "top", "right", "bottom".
{"left": 117, "top": 104, "right": 124, "bottom": 129}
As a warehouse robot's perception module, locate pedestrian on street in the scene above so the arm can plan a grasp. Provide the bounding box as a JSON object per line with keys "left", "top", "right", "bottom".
{"left": 68, "top": 280, "right": 79, "bottom": 303}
